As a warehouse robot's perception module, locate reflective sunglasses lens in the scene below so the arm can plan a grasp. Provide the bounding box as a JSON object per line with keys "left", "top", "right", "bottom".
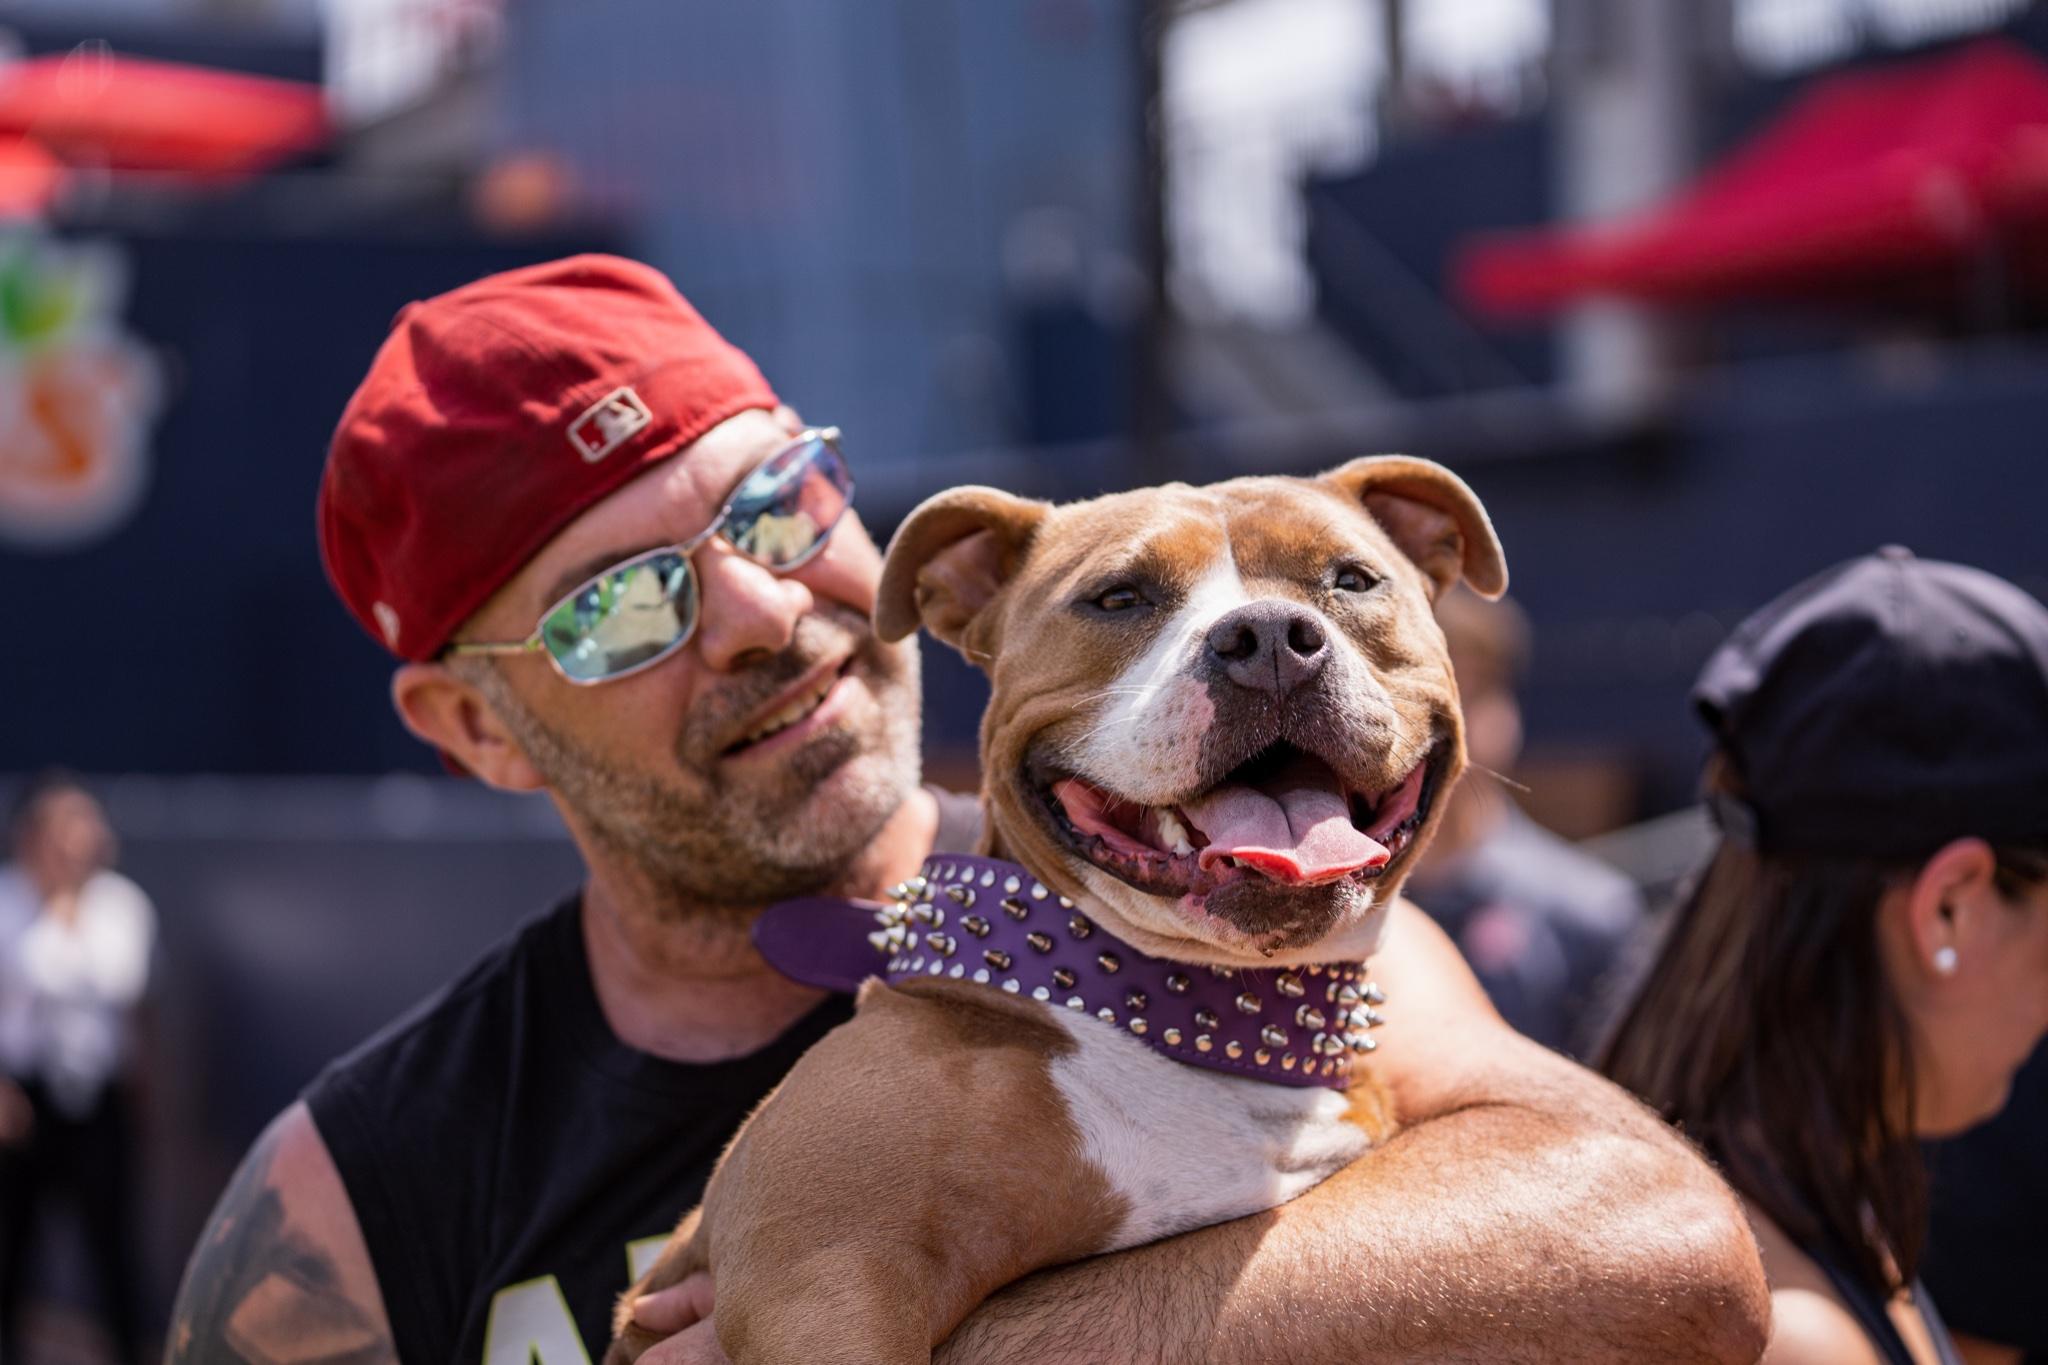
{"left": 723, "top": 433, "right": 853, "bottom": 569}
{"left": 540, "top": 553, "right": 696, "bottom": 682}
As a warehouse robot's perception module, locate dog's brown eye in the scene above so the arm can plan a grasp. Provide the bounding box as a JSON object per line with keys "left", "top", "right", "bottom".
{"left": 1096, "top": 586, "right": 1144, "bottom": 612}
{"left": 1333, "top": 565, "right": 1375, "bottom": 593}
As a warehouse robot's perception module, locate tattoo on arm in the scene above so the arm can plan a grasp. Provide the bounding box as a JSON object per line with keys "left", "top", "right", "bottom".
{"left": 166, "top": 1122, "right": 395, "bottom": 1365}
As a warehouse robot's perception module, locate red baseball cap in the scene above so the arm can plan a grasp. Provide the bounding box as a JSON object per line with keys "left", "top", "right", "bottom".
{"left": 318, "top": 254, "right": 779, "bottom": 662}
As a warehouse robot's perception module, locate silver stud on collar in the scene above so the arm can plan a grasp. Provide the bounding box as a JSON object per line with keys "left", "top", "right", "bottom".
{"left": 949, "top": 964, "right": 965, "bottom": 978}
{"left": 1194, "top": 1034, "right": 1213, "bottom": 1052}
{"left": 980, "top": 869, "right": 997, "bottom": 887}
{"left": 1125, "top": 990, "right": 1149, "bottom": 1012}
{"left": 1003, "top": 978, "right": 1020, "bottom": 993}
{"left": 1004, "top": 875, "right": 1022, "bottom": 894}
{"left": 1066, "top": 996, "right": 1086, "bottom": 1010}
{"left": 1097, "top": 1006, "right": 1117, "bottom": 1024}
{"left": 1193, "top": 1007, "right": 1219, "bottom": 1031}
{"left": 973, "top": 968, "right": 990, "bottom": 984}
{"left": 1032, "top": 985, "right": 1051, "bottom": 1002}
{"left": 1031, "top": 884, "right": 1049, "bottom": 900}
{"left": 1130, "top": 1017, "right": 1149, "bottom": 1035}
{"left": 1224, "top": 1040, "right": 1244, "bottom": 1059}
{"left": 1067, "top": 914, "right": 1093, "bottom": 939}
{"left": 1165, "top": 974, "right": 1191, "bottom": 995}
{"left": 1235, "top": 992, "right": 1262, "bottom": 1015}
{"left": 1281, "top": 1053, "right": 1298, "bottom": 1071}
{"left": 1254, "top": 1047, "right": 1272, "bottom": 1065}
{"left": 1162, "top": 1027, "right": 1183, "bottom": 1046}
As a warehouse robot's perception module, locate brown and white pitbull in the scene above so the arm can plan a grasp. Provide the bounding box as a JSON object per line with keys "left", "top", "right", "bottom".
{"left": 607, "top": 456, "right": 1506, "bottom": 1364}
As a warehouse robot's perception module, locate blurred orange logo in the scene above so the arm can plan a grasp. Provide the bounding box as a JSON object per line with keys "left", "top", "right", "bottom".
{"left": 0, "top": 232, "right": 160, "bottom": 550}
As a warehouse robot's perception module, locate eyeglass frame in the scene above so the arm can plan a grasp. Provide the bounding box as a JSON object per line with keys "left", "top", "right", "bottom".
{"left": 444, "top": 425, "right": 851, "bottom": 685}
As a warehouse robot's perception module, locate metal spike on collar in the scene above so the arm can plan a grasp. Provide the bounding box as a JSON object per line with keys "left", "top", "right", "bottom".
{"left": 1333, "top": 983, "right": 1362, "bottom": 1006}
{"left": 1025, "top": 931, "right": 1054, "bottom": 953}
{"left": 1275, "top": 972, "right": 1305, "bottom": 998}
{"left": 1096, "top": 952, "right": 1122, "bottom": 974}
{"left": 1165, "top": 973, "right": 1191, "bottom": 995}
{"left": 1295, "top": 1005, "right": 1326, "bottom": 1031}
{"left": 926, "top": 933, "right": 956, "bottom": 957}
{"left": 943, "top": 884, "right": 975, "bottom": 907}
{"left": 1363, "top": 983, "right": 1386, "bottom": 1005}
{"left": 1235, "top": 991, "right": 1262, "bottom": 1015}
{"left": 1052, "top": 967, "right": 1077, "bottom": 990}
{"left": 1260, "top": 1023, "right": 1289, "bottom": 1048}
{"left": 1067, "top": 914, "right": 1093, "bottom": 939}
{"left": 1001, "top": 898, "right": 1029, "bottom": 920}
{"left": 1193, "top": 1007, "right": 1219, "bottom": 1031}
{"left": 961, "top": 915, "right": 991, "bottom": 938}
{"left": 1125, "top": 990, "right": 1149, "bottom": 1012}
{"left": 984, "top": 949, "right": 1012, "bottom": 971}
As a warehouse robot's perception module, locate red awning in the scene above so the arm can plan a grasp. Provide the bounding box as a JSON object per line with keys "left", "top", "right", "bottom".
{"left": 1454, "top": 40, "right": 2048, "bottom": 318}
{"left": 0, "top": 52, "right": 328, "bottom": 182}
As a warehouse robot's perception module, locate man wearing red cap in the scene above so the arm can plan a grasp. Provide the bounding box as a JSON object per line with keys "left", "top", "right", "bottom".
{"left": 167, "top": 256, "right": 1766, "bottom": 1364}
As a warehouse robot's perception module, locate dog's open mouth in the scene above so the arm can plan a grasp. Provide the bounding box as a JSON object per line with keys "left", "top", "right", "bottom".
{"left": 1033, "top": 739, "right": 1445, "bottom": 900}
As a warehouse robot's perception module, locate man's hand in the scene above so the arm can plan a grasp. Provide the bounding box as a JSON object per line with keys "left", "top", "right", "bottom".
{"left": 933, "top": 903, "right": 1769, "bottom": 1365}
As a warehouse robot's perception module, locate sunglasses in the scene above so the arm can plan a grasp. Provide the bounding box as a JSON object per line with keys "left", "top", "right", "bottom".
{"left": 448, "top": 426, "right": 854, "bottom": 684}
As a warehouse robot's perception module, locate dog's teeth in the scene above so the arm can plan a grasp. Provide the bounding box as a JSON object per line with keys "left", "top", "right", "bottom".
{"left": 1155, "top": 808, "right": 1195, "bottom": 857}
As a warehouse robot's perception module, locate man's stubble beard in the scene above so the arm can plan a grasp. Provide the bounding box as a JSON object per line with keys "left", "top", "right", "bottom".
{"left": 467, "top": 610, "right": 923, "bottom": 922}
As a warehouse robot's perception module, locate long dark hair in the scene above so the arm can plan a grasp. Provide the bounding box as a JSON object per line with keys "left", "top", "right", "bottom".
{"left": 1600, "top": 759, "right": 2048, "bottom": 1295}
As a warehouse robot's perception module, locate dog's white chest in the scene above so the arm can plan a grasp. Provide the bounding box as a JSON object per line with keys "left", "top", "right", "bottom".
{"left": 1043, "top": 1008, "right": 1371, "bottom": 1253}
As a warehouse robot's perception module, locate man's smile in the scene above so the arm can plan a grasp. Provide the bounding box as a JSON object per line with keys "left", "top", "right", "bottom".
{"left": 721, "top": 655, "right": 859, "bottom": 761}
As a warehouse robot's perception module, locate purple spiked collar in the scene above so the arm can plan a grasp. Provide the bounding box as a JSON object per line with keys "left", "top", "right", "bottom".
{"left": 753, "top": 853, "right": 1384, "bottom": 1090}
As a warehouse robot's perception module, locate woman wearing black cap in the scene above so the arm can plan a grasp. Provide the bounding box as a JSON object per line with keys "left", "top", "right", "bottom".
{"left": 1601, "top": 548, "right": 2048, "bottom": 1365}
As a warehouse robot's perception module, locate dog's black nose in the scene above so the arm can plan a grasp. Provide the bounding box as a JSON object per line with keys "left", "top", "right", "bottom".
{"left": 1205, "top": 601, "right": 1328, "bottom": 695}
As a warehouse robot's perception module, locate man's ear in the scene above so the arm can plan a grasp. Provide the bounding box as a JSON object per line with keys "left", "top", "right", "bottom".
{"left": 877, "top": 486, "right": 1050, "bottom": 662}
{"left": 1320, "top": 455, "right": 1507, "bottom": 602}
{"left": 391, "top": 662, "right": 547, "bottom": 792}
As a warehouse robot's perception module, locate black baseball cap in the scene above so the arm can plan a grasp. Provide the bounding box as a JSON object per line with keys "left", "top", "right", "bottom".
{"left": 1693, "top": 546, "right": 2048, "bottom": 861}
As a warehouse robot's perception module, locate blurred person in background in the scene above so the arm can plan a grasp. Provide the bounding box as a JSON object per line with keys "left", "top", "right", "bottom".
{"left": 168, "top": 255, "right": 1767, "bottom": 1364}
{"left": 0, "top": 771, "right": 156, "bottom": 1365}
{"left": 1602, "top": 548, "right": 2048, "bottom": 1365}
{"left": 1406, "top": 586, "right": 1647, "bottom": 1057}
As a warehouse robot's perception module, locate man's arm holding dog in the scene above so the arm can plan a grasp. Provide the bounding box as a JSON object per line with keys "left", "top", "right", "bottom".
{"left": 163, "top": 1102, "right": 396, "bottom": 1364}
{"left": 928, "top": 903, "right": 1769, "bottom": 1364}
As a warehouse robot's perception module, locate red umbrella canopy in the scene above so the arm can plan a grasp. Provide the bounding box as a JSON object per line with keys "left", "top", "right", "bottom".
{"left": 1455, "top": 39, "right": 2048, "bottom": 318}
{"left": 0, "top": 52, "right": 329, "bottom": 182}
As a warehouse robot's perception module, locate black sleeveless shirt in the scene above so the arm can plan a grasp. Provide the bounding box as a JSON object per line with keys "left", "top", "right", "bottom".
{"left": 304, "top": 792, "right": 982, "bottom": 1363}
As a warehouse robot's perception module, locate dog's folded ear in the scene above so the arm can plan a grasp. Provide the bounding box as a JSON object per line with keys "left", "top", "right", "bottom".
{"left": 877, "top": 486, "right": 1051, "bottom": 659}
{"left": 1319, "top": 455, "right": 1507, "bottom": 602}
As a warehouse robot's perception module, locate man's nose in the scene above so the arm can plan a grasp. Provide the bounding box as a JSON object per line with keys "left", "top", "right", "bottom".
{"left": 1204, "top": 600, "right": 1328, "bottom": 695}
{"left": 690, "top": 541, "right": 815, "bottom": 671}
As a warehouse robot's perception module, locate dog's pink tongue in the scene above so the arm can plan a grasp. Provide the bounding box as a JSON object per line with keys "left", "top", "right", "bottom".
{"left": 1183, "top": 760, "right": 1389, "bottom": 885}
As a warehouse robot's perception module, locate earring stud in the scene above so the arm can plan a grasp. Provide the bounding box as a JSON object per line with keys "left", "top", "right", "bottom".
{"left": 1933, "top": 946, "right": 1959, "bottom": 975}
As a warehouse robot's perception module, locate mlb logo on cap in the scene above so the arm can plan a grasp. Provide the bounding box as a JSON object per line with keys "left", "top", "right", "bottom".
{"left": 569, "top": 385, "right": 653, "bottom": 463}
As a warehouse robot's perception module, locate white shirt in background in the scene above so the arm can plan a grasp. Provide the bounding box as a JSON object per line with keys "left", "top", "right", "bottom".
{"left": 0, "top": 865, "right": 156, "bottom": 1119}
